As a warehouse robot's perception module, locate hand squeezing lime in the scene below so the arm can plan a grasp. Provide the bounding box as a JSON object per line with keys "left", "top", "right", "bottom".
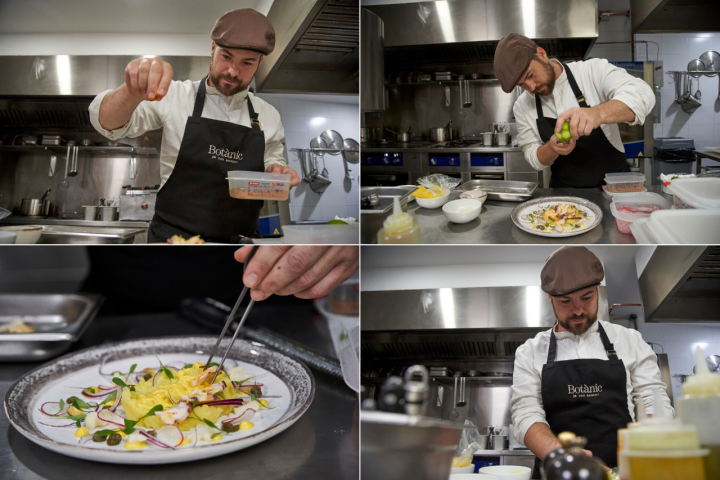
{"left": 555, "top": 121, "right": 572, "bottom": 143}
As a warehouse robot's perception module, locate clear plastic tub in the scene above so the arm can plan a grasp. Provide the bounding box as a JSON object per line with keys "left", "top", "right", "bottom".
{"left": 610, "top": 193, "right": 671, "bottom": 235}
{"left": 227, "top": 171, "right": 291, "bottom": 201}
{"left": 604, "top": 172, "right": 646, "bottom": 193}
{"left": 630, "top": 209, "right": 720, "bottom": 244}
{"left": 666, "top": 177, "right": 720, "bottom": 209}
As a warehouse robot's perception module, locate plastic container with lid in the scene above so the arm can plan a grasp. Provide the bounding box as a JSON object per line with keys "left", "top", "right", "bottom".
{"left": 625, "top": 389, "right": 708, "bottom": 480}
{"left": 604, "top": 172, "right": 645, "bottom": 193}
{"left": 609, "top": 192, "right": 671, "bottom": 234}
{"left": 629, "top": 208, "right": 720, "bottom": 244}
{"left": 666, "top": 177, "right": 720, "bottom": 209}
{"left": 377, "top": 197, "right": 420, "bottom": 244}
{"left": 676, "top": 346, "right": 720, "bottom": 480}
{"left": 227, "top": 171, "right": 291, "bottom": 201}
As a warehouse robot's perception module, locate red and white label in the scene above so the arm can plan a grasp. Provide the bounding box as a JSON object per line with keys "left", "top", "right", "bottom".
{"left": 249, "top": 182, "right": 260, "bottom": 186}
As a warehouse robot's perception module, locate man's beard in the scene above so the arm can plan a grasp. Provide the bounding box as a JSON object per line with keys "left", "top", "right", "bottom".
{"left": 533, "top": 59, "right": 557, "bottom": 96}
{"left": 208, "top": 57, "right": 248, "bottom": 96}
{"left": 552, "top": 300, "right": 599, "bottom": 335}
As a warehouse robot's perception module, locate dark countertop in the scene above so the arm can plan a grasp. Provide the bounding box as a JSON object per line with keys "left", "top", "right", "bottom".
{"left": 361, "top": 185, "right": 671, "bottom": 244}
{"left": 1, "top": 302, "right": 359, "bottom": 480}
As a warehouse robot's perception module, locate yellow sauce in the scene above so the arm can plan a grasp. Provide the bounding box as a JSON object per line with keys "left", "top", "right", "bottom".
{"left": 68, "top": 406, "right": 84, "bottom": 416}
{"left": 124, "top": 441, "right": 148, "bottom": 450}
{"left": 258, "top": 399, "right": 269, "bottom": 408}
{"left": 180, "top": 438, "right": 192, "bottom": 446}
{"left": 210, "top": 435, "right": 223, "bottom": 442}
{"left": 239, "top": 421, "right": 254, "bottom": 430}
{"left": 74, "top": 426, "right": 89, "bottom": 438}
{"left": 114, "top": 429, "right": 127, "bottom": 438}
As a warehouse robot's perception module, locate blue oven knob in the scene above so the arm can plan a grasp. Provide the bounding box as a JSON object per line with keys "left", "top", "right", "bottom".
{"left": 430, "top": 158, "right": 437, "bottom": 165}
{"left": 383, "top": 157, "right": 389, "bottom": 164}
{"left": 449, "top": 158, "right": 455, "bottom": 166}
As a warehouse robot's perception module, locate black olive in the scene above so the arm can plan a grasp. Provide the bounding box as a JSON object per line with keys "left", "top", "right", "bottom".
{"left": 92, "top": 432, "right": 107, "bottom": 443}
{"left": 250, "top": 386, "right": 262, "bottom": 396}
{"left": 142, "top": 373, "right": 152, "bottom": 381}
{"left": 222, "top": 423, "right": 239, "bottom": 433}
{"left": 66, "top": 396, "right": 78, "bottom": 405}
{"left": 107, "top": 433, "right": 122, "bottom": 446}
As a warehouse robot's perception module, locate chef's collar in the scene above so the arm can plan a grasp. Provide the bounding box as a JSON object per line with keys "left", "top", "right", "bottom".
{"left": 552, "top": 318, "right": 600, "bottom": 339}
{"left": 205, "top": 77, "right": 249, "bottom": 104}
{"left": 551, "top": 59, "right": 567, "bottom": 90}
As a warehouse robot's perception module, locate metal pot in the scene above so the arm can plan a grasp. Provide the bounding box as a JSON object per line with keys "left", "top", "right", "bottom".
{"left": 429, "top": 127, "right": 447, "bottom": 142}
{"left": 20, "top": 199, "right": 42, "bottom": 216}
{"left": 361, "top": 127, "right": 373, "bottom": 142}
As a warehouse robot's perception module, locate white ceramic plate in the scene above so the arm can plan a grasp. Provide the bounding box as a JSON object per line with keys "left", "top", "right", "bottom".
{"left": 511, "top": 196, "right": 603, "bottom": 237}
{"left": 4, "top": 336, "right": 314, "bottom": 464}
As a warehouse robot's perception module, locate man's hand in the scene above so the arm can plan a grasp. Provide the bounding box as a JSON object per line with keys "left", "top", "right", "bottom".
{"left": 266, "top": 164, "right": 300, "bottom": 188}
{"left": 124, "top": 57, "right": 174, "bottom": 102}
{"left": 556, "top": 107, "right": 602, "bottom": 140}
{"left": 235, "top": 246, "right": 359, "bottom": 301}
{"left": 546, "top": 136, "right": 577, "bottom": 156}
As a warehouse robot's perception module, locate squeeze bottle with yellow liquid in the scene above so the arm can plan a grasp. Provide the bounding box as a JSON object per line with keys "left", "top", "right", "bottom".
{"left": 676, "top": 346, "right": 720, "bottom": 480}
{"left": 377, "top": 197, "right": 420, "bottom": 244}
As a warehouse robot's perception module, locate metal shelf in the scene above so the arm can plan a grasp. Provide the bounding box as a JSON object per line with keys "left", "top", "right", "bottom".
{"left": 386, "top": 79, "right": 499, "bottom": 87}
{"left": 432, "top": 375, "right": 513, "bottom": 383}
{"left": 0, "top": 145, "right": 158, "bottom": 155}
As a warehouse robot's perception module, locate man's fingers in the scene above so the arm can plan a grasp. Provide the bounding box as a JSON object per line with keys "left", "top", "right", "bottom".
{"left": 137, "top": 58, "right": 151, "bottom": 95}
{"left": 127, "top": 63, "right": 141, "bottom": 98}
{"left": 251, "top": 247, "right": 329, "bottom": 300}
{"left": 555, "top": 113, "right": 570, "bottom": 133}
{"left": 146, "top": 59, "right": 164, "bottom": 100}
{"left": 273, "top": 246, "right": 348, "bottom": 297}
{"left": 569, "top": 115, "right": 581, "bottom": 140}
{"left": 238, "top": 246, "right": 291, "bottom": 289}
{"left": 157, "top": 62, "right": 173, "bottom": 98}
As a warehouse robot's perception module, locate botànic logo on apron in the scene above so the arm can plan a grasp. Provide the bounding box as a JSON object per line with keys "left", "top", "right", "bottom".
{"left": 208, "top": 144, "right": 244, "bottom": 163}
{"left": 567, "top": 383, "right": 604, "bottom": 398}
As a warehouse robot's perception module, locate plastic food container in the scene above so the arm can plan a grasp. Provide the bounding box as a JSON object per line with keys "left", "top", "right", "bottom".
{"left": 227, "top": 171, "right": 291, "bottom": 201}
{"left": 281, "top": 224, "right": 359, "bottom": 244}
{"left": 604, "top": 172, "right": 645, "bottom": 193}
{"left": 609, "top": 193, "right": 671, "bottom": 234}
{"left": 666, "top": 177, "right": 720, "bottom": 209}
{"left": 630, "top": 209, "right": 720, "bottom": 244}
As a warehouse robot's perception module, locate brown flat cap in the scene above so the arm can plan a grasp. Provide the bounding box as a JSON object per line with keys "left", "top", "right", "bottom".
{"left": 211, "top": 8, "right": 275, "bottom": 55}
{"left": 541, "top": 246, "right": 604, "bottom": 296}
{"left": 494, "top": 33, "right": 539, "bottom": 93}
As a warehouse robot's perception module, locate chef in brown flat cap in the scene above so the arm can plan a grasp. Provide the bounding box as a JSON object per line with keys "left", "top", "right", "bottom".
{"left": 89, "top": 8, "right": 299, "bottom": 243}
{"left": 494, "top": 34, "right": 655, "bottom": 188}
{"left": 509, "top": 246, "right": 673, "bottom": 478}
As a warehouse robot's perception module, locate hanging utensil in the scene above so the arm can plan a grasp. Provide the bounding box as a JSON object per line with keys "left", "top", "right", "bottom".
{"left": 204, "top": 246, "right": 259, "bottom": 382}
{"left": 320, "top": 129, "right": 344, "bottom": 155}
{"left": 58, "top": 147, "right": 70, "bottom": 190}
{"left": 68, "top": 145, "right": 78, "bottom": 177}
{"left": 129, "top": 152, "right": 137, "bottom": 179}
{"left": 448, "top": 375, "right": 460, "bottom": 420}
{"left": 321, "top": 155, "right": 329, "bottom": 178}
{"left": 699, "top": 51, "right": 720, "bottom": 76}
{"left": 457, "top": 376, "right": 467, "bottom": 407}
{"left": 48, "top": 153, "right": 56, "bottom": 177}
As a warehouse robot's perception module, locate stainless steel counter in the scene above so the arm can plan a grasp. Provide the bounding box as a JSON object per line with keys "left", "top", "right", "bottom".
{"left": 0, "top": 304, "right": 359, "bottom": 480}
{"left": 361, "top": 186, "right": 671, "bottom": 244}
{"left": 362, "top": 145, "right": 523, "bottom": 154}
{"left": 0, "top": 217, "right": 149, "bottom": 229}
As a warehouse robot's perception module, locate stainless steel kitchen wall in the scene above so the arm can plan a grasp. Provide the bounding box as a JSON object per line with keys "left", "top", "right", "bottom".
{"left": 365, "top": 79, "right": 518, "bottom": 138}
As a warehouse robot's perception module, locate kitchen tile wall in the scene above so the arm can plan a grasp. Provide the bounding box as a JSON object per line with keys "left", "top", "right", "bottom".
{"left": 256, "top": 94, "right": 360, "bottom": 223}
{"left": 634, "top": 32, "right": 720, "bottom": 162}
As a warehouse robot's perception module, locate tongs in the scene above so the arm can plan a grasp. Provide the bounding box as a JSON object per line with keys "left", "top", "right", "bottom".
{"left": 204, "top": 245, "right": 259, "bottom": 383}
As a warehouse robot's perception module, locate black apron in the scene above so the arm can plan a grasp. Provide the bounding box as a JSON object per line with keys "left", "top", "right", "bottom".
{"left": 532, "top": 322, "right": 633, "bottom": 479}
{"left": 148, "top": 76, "right": 265, "bottom": 243}
{"left": 535, "top": 62, "right": 630, "bottom": 188}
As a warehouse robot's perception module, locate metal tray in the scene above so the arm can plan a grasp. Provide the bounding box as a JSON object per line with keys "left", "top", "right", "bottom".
{"left": 0, "top": 293, "right": 104, "bottom": 361}
{"left": 360, "top": 186, "right": 417, "bottom": 214}
{"left": 458, "top": 179, "right": 539, "bottom": 202}
{"left": 39, "top": 226, "right": 145, "bottom": 244}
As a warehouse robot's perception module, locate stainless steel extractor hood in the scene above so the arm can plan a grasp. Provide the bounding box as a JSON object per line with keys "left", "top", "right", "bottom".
{"left": 254, "top": 0, "right": 359, "bottom": 94}
{"left": 361, "top": 286, "right": 609, "bottom": 360}
{"left": 363, "top": 0, "right": 599, "bottom": 69}
{"left": 630, "top": 0, "right": 720, "bottom": 34}
{"left": 638, "top": 246, "right": 720, "bottom": 323}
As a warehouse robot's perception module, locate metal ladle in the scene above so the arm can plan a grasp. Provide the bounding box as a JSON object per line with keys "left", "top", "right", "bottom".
{"left": 449, "top": 374, "right": 460, "bottom": 420}
{"left": 58, "top": 147, "right": 70, "bottom": 190}
{"left": 457, "top": 376, "right": 467, "bottom": 407}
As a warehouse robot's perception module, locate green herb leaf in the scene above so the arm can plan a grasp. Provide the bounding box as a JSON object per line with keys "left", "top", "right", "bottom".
{"left": 217, "top": 392, "right": 226, "bottom": 400}
{"left": 72, "top": 397, "right": 92, "bottom": 410}
{"left": 94, "top": 429, "right": 116, "bottom": 437}
{"left": 129, "top": 364, "right": 137, "bottom": 374}
{"left": 139, "top": 405, "right": 164, "bottom": 421}
{"left": 207, "top": 362, "right": 219, "bottom": 367}
{"left": 112, "top": 377, "right": 135, "bottom": 391}
{"left": 182, "top": 364, "right": 194, "bottom": 370}
{"left": 203, "top": 419, "right": 220, "bottom": 431}
{"left": 58, "top": 399, "right": 65, "bottom": 411}
{"left": 211, "top": 432, "right": 221, "bottom": 440}
{"left": 152, "top": 352, "right": 174, "bottom": 380}
{"left": 69, "top": 413, "right": 85, "bottom": 427}
{"left": 101, "top": 390, "right": 117, "bottom": 405}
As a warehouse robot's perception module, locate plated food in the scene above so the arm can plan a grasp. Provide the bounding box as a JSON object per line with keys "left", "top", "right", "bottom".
{"left": 511, "top": 197, "right": 603, "bottom": 237}
{"left": 167, "top": 235, "right": 205, "bottom": 244}
{"left": 6, "top": 337, "right": 314, "bottom": 464}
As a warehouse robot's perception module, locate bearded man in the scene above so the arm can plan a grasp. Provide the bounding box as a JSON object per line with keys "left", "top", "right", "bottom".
{"left": 510, "top": 246, "right": 673, "bottom": 478}
{"left": 89, "top": 8, "right": 299, "bottom": 243}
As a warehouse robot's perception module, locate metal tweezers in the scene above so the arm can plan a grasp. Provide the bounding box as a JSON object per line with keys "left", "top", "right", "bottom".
{"left": 204, "top": 245, "right": 259, "bottom": 383}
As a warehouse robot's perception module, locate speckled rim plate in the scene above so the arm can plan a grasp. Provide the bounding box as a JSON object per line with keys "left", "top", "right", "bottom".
{"left": 511, "top": 196, "right": 603, "bottom": 237}
{"left": 4, "top": 335, "right": 315, "bottom": 464}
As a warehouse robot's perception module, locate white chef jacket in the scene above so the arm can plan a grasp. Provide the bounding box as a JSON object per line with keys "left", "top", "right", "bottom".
{"left": 88, "top": 79, "right": 286, "bottom": 188}
{"left": 510, "top": 319, "right": 674, "bottom": 446}
{"left": 513, "top": 58, "right": 655, "bottom": 171}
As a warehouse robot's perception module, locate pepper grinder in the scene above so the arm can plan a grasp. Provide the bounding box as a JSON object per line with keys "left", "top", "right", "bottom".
{"left": 543, "top": 432, "right": 610, "bottom": 480}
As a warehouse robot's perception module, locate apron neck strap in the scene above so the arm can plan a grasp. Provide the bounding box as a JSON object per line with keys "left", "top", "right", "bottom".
{"left": 192, "top": 76, "right": 262, "bottom": 131}
{"left": 547, "top": 321, "right": 618, "bottom": 363}
{"left": 562, "top": 62, "right": 590, "bottom": 108}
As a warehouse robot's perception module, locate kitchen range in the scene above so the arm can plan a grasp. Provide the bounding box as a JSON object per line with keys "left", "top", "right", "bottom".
{"left": 360, "top": 245, "right": 720, "bottom": 480}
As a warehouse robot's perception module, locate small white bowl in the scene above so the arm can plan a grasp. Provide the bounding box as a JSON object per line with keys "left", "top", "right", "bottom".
{"left": 0, "top": 225, "right": 42, "bottom": 244}
{"left": 478, "top": 465, "right": 531, "bottom": 480}
{"left": 450, "top": 465, "right": 476, "bottom": 474}
{"left": 0, "top": 231, "right": 18, "bottom": 244}
{"left": 442, "top": 199, "right": 482, "bottom": 223}
{"left": 450, "top": 474, "right": 498, "bottom": 480}
{"left": 415, "top": 192, "right": 451, "bottom": 209}
{"left": 459, "top": 190, "right": 488, "bottom": 205}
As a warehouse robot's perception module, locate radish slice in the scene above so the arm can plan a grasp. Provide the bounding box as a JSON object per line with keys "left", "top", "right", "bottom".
{"left": 109, "top": 388, "right": 122, "bottom": 412}
{"left": 139, "top": 430, "right": 175, "bottom": 449}
{"left": 39, "top": 421, "right": 76, "bottom": 428}
{"left": 190, "top": 427, "right": 198, "bottom": 448}
{"left": 199, "top": 399, "right": 245, "bottom": 407}
{"left": 97, "top": 409, "right": 125, "bottom": 427}
{"left": 221, "top": 407, "right": 256, "bottom": 425}
{"left": 233, "top": 382, "right": 263, "bottom": 389}
{"left": 40, "top": 401, "right": 69, "bottom": 417}
{"left": 152, "top": 366, "right": 178, "bottom": 386}
{"left": 156, "top": 425, "right": 184, "bottom": 448}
